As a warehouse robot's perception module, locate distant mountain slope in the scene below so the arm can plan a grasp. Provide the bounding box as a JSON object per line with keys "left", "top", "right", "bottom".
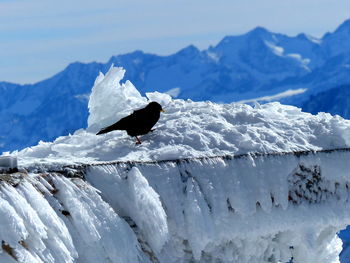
{"left": 0, "top": 62, "right": 106, "bottom": 152}
{"left": 302, "top": 84, "right": 350, "bottom": 119}
{"left": 2, "top": 19, "right": 350, "bottom": 152}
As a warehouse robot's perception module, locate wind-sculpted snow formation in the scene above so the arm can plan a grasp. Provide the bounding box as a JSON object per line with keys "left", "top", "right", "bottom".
{"left": 12, "top": 66, "right": 350, "bottom": 168}
{"left": 2, "top": 67, "right": 350, "bottom": 262}
{"left": 86, "top": 152, "right": 350, "bottom": 263}
{"left": 0, "top": 173, "right": 149, "bottom": 263}
{"left": 4, "top": 19, "right": 350, "bottom": 153}
{"left": 1, "top": 152, "right": 350, "bottom": 262}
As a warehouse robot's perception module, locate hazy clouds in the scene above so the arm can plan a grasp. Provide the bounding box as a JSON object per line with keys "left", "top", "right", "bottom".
{"left": 1, "top": 0, "right": 350, "bottom": 83}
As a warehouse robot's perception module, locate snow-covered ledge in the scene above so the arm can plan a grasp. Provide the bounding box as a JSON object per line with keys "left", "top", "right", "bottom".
{"left": 3, "top": 66, "right": 350, "bottom": 262}
{"left": 84, "top": 149, "right": 350, "bottom": 263}
{"left": 1, "top": 150, "right": 350, "bottom": 262}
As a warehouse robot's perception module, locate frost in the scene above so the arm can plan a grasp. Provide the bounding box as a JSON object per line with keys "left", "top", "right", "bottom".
{"left": 127, "top": 167, "right": 169, "bottom": 252}
{"left": 146, "top": 91, "right": 172, "bottom": 107}
{"left": 86, "top": 166, "right": 169, "bottom": 254}
{"left": 13, "top": 100, "right": 350, "bottom": 167}
{"left": 83, "top": 153, "right": 350, "bottom": 263}
{"left": 12, "top": 68, "right": 350, "bottom": 167}
{"left": 3, "top": 67, "right": 350, "bottom": 262}
{"left": 0, "top": 175, "right": 147, "bottom": 263}
{"left": 164, "top": 87, "right": 181, "bottom": 98}
{"left": 87, "top": 65, "right": 147, "bottom": 133}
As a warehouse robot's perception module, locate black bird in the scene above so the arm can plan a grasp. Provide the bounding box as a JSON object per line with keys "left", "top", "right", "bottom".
{"left": 96, "top": 102, "right": 164, "bottom": 144}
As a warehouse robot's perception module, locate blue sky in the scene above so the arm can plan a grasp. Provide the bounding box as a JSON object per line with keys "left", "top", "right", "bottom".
{"left": 1, "top": 0, "right": 350, "bottom": 84}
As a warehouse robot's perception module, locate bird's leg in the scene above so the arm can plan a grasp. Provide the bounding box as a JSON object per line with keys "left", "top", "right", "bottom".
{"left": 135, "top": 136, "right": 142, "bottom": 144}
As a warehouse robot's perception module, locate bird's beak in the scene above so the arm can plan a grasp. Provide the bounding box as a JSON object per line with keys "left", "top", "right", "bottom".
{"left": 160, "top": 109, "right": 165, "bottom": 112}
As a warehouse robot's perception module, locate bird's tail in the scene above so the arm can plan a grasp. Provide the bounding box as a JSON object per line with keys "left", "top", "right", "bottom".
{"left": 96, "top": 123, "right": 121, "bottom": 135}
{"left": 96, "top": 128, "right": 109, "bottom": 135}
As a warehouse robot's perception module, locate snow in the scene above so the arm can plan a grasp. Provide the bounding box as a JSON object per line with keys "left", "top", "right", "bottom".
{"left": 50, "top": 175, "right": 147, "bottom": 263}
{"left": 265, "top": 41, "right": 285, "bottom": 56}
{"left": 164, "top": 87, "right": 181, "bottom": 98}
{"left": 14, "top": 99, "right": 350, "bottom": 167}
{"left": 86, "top": 166, "right": 169, "bottom": 254}
{"left": 265, "top": 41, "right": 311, "bottom": 71}
{"left": 304, "top": 34, "right": 322, "bottom": 44}
{"left": 11, "top": 67, "right": 350, "bottom": 167}
{"left": 2, "top": 66, "right": 350, "bottom": 262}
{"left": 205, "top": 51, "right": 220, "bottom": 63}
{"left": 4, "top": 21, "right": 350, "bottom": 154}
{"left": 83, "top": 153, "right": 350, "bottom": 262}
{"left": 0, "top": 174, "right": 148, "bottom": 263}
{"left": 237, "top": 88, "right": 307, "bottom": 104}
{"left": 2, "top": 155, "right": 350, "bottom": 262}
{"left": 0, "top": 178, "right": 76, "bottom": 263}
{"left": 145, "top": 91, "right": 172, "bottom": 107}
{"left": 87, "top": 65, "right": 147, "bottom": 133}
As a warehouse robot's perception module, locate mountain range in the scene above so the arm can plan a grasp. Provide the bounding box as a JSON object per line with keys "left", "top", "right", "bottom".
{"left": 2, "top": 19, "right": 350, "bottom": 153}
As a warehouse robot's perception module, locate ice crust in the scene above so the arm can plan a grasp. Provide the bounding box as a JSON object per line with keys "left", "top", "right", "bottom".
{"left": 0, "top": 175, "right": 148, "bottom": 263}
{"left": 85, "top": 153, "right": 350, "bottom": 263}
{"left": 2, "top": 67, "right": 350, "bottom": 262}
{"left": 1, "top": 152, "right": 349, "bottom": 262}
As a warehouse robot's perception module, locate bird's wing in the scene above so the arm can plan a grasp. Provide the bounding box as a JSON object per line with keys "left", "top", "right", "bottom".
{"left": 96, "top": 114, "right": 135, "bottom": 135}
{"left": 132, "top": 108, "right": 144, "bottom": 115}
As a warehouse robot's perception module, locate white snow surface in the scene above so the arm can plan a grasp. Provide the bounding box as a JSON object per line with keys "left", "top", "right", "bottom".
{"left": 10, "top": 67, "right": 350, "bottom": 167}
{"left": 2, "top": 67, "right": 350, "bottom": 262}
{"left": 87, "top": 65, "right": 147, "bottom": 133}
{"left": 2, "top": 152, "right": 350, "bottom": 262}
{"left": 237, "top": 88, "right": 307, "bottom": 104}
{"left": 85, "top": 154, "right": 350, "bottom": 263}
{"left": 0, "top": 175, "right": 149, "bottom": 263}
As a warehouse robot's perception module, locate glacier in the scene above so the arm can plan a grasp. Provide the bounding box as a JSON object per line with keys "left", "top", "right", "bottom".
{"left": 2, "top": 67, "right": 350, "bottom": 262}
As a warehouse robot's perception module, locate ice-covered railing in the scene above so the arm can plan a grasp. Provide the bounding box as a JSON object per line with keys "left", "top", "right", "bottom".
{"left": 2, "top": 148, "right": 350, "bottom": 263}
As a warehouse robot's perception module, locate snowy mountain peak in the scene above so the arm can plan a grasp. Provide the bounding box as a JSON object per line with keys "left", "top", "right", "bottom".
{"left": 175, "top": 44, "right": 200, "bottom": 57}
{"left": 296, "top": 33, "right": 322, "bottom": 44}
{"left": 108, "top": 50, "right": 148, "bottom": 65}
{"left": 323, "top": 19, "right": 350, "bottom": 40}
{"left": 247, "top": 26, "right": 272, "bottom": 37}
{"left": 216, "top": 26, "right": 273, "bottom": 48}
{"left": 321, "top": 19, "right": 350, "bottom": 57}
{"left": 121, "top": 50, "right": 146, "bottom": 58}
{"left": 334, "top": 18, "right": 350, "bottom": 34}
